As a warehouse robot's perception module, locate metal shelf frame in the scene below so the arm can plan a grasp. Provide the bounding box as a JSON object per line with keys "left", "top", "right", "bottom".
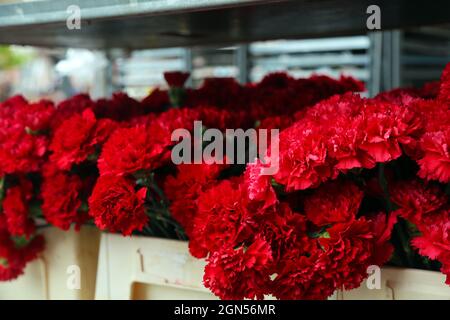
{"left": 0, "top": 0, "right": 449, "bottom": 49}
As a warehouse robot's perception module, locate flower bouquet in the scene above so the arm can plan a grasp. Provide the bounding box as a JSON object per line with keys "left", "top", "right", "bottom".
{"left": 0, "top": 63, "right": 449, "bottom": 300}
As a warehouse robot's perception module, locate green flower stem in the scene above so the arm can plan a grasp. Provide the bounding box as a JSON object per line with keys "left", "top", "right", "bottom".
{"left": 168, "top": 87, "right": 185, "bottom": 108}
{"left": 393, "top": 220, "right": 416, "bottom": 268}
{"left": 138, "top": 170, "right": 186, "bottom": 240}
{"left": 378, "top": 163, "right": 415, "bottom": 267}
{"left": 156, "top": 215, "right": 186, "bottom": 239}
{"left": 445, "top": 183, "right": 450, "bottom": 197}
{"left": 148, "top": 174, "right": 169, "bottom": 206}
{"left": 36, "top": 223, "right": 52, "bottom": 229}
{"left": 148, "top": 215, "right": 172, "bottom": 238}
{"left": 143, "top": 224, "right": 155, "bottom": 237}
{"left": 377, "top": 164, "right": 393, "bottom": 211}
{"left": 0, "top": 176, "right": 4, "bottom": 207}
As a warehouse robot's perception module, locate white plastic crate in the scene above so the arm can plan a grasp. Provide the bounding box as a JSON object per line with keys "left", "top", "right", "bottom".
{"left": 337, "top": 267, "right": 450, "bottom": 300}
{"left": 0, "top": 226, "right": 101, "bottom": 300}
{"left": 95, "top": 234, "right": 217, "bottom": 300}
{"left": 95, "top": 233, "right": 450, "bottom": 300}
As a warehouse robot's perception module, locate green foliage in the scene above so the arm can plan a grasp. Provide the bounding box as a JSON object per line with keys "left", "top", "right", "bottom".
{"left": 0, "top": 177, "right": 4, "bottom": 211}
{"left": 0, "top": 257, "right": 8, "bottom": 267}
{"left": 135, "top": 171, "right": 187, "bottom": 240}
{"left": 0, "top": 46, "right": 30, "bottom": 69}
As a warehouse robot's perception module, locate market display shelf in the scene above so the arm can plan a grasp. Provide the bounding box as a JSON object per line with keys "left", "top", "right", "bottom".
{"left": 0, "top": 0, "right": 449, "bottom": 49}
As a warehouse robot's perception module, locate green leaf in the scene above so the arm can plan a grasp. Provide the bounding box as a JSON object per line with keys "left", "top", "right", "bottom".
{"left": 86, "top": 152, "right": 99, "bottom": 162}
{"left": 168, "top": 87, "right": 186, "bottom": 108}
{"left": 321, "top": 231, "right": 330, "bottom": 239}
{"left": 12, "top": 235, "right": 29, "bottom": 249}
{"left": 78, "top": 201, "right": 89, "bottom": 213}
{"left": 0, "top": 257, "right": 9, "bottom": 267}
{"left": 406, "top": 220, "right": 421, "bottom": 237}
{"left": 29, "top": 201, "right": 43, "bottom": 218}
{"left": 25, "top": 127, "right": 49, "bottom": 136}
{"left": 308, "top": 226, "right": 330, "bottom": 239}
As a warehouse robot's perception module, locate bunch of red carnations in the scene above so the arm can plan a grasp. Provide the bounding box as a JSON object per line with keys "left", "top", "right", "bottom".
{"left": 0, "top": 70, "right": 362, "bottom": 281}
{"left": 0, "top": 70, "right": 361, "bottom": 281}
{"left": 163, "top": 65, "right": 450, "bottom": 299}
{"left": 0, "top": 63, "right": 448, "bottom": 301}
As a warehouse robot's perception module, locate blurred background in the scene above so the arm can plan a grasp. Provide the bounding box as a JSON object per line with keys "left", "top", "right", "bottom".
{"left": 2, "top": 26, "right": 450, "bottom": 103}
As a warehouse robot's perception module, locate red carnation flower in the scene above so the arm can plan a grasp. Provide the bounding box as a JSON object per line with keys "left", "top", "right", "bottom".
{"left": 141, "top": 88, "right": 169, "bottom": 113}
{"left": 0, "top": 96, "right": 52, "bottom": 175}
{"left": 411, "top": 209, "right": 450, "bottom": 284}
{"left": 98, "top": 124, "right": 171, "bottom": 176}
{"left": 258, "top": 72, "right": 295, "bottom": 90}
{"left": 412, "top": 210, "right": 450, "bottom": 260}
{"left": 2, "top": 182, "right": 35, "bottom": 238}
{"left": 391, "top": 180, "right": 448, "bottom": 224}
{"left": 0, "top": 96, "right": 54, "bottom": 133}
{"left": 272, "top": 92, "right": 424, "bottom": 192}
{"left": 260, "top": 203, "right": 309, "bottom": 262}
{"left": 419, "top": 81, "right": 441, "bottom": 99}
{"left": 272, "top": 248, "right": 334, "bottom": 300}
{"left": 51, "top": 94, "right": 95, "bottom": 129}
{"left": 189, "top": 180, "right": 253, "bottom": 258}
{"left": 187, "top": 77, "right": 244, "bottom": 109}
{"left": 327, "top": 115, "right": 375, "bottom": 170}
{"left": 250, "top": 73, "right": 364, "bottom": 119}
{"left": 257, "top": 115, "right": 293, "bottom": 131}
{"left": 0, "top": 220, "right": 45, "bottom": 281}
{"left": 195, "top": 105, "right": 251, "bottom": 131}
{"left": 41, "top": 166, "right": 87, "bottom": 230}
{"left": 375, "top": 85, "right": 438, "bottom": 104}
{"left": 20, "top": 234, "right": 45, "bottom": 264}
{"left": 203, "top": 238, "right": 273, "bottom": 300}
{"left": 88, "top": 175, "right": 148, "bottom": 235}
{"left": 164, "top": 71, "right": 190, "bottom": 88}
{"left": 274, "top": 120, "right": 334, "bottom": 191}
{"left": 417, "top": 129, "right": 450, "bottom": 183}
{"left": 304, "top": 180, "right": 363, "bottom": 226}
{"left": 411, "top": 99, "right": 449, "bottom": 133}
{"left": 164, "top": 163, "right": 222, "bottom": 237}
{"left": 16, "top": 99, "right": 55, "bottom": 133}
{"left": 243, "top": 161, "right": 278, "bottom": 210}
{"left": 94, "top": 92, "right": 144, "bottom": 121}
{"left": 0, "top": 215, "right": 6, "bottom": 230}
{"left": 359, "top": 114, "right": 402, "bottom": 163}
{"left": 0, "top": 129, "right": 48, "bottom": 175}
{"left": 250, "top": 73, "right": 298, "bottom": 119}
{"left": 319, "top": 218, "right": 375, "bottom": 290}
{"left": 50, "top": 109, "right": 116, "bottom": 170}
{"left": 154, "top": 107, "right": 201, "bottom": 133}
{"left": 0, "top": 232, "right": 26, "bottom": 281}
{"left": 0, "top": 95, "right": 28, "bottom": 109}
{"left": 369, "top": 212, "right": 398, "bottom": 266}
